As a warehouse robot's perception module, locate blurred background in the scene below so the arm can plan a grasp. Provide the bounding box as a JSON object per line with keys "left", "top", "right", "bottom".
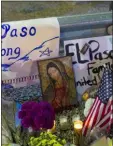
{"left": 2, "top": 1, "right": 112, "bottom": 22}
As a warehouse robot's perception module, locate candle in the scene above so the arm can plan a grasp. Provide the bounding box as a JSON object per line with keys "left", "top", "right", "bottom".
{"left": 47, "top": 120, "right": 56, "bottom": 133}
{"left": 74, "top": 120, "right": 83, "bottom": 134}
{"left": 72, "top": 114, "right": 80, "bottom": 123}
{"left": 59, "top": 116, "right": 68, "bottom": 130}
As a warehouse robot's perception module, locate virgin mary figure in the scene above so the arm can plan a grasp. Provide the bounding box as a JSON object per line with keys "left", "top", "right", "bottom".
{"left": 43, "top": 59, "right": 77, "bottom": 110}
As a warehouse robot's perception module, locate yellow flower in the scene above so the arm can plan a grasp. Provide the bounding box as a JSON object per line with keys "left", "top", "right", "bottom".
{"left": 82, "top": 92, "right": 89, "bottom": 101}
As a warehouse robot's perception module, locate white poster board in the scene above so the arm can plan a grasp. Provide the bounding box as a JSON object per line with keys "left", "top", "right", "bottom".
{"left": 64, "top": 35, "right": 112, "bottom": 101}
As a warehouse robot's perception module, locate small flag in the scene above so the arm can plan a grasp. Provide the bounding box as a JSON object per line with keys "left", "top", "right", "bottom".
{"left": 82, "top": 68, "right": 113, "bottom": 136}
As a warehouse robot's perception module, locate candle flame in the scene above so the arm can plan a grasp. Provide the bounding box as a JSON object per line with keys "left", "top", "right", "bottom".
{"left": 74, "top": 123, "right": 82, "bottom": 129}
{"left": 74, "top": 120, "right": 83, "bottom": 130}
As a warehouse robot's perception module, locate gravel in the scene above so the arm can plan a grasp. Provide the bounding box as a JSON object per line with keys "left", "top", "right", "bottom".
{"left": 2, "top": 83, "right": 42, "bottom": 102}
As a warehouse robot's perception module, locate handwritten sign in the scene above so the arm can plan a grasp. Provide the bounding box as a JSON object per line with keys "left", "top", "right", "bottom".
{"left": 64, "top": 35, "right": 112, "bottom": 101}
{"left": 1, "top": 17, "right": 60, "bottom": 72}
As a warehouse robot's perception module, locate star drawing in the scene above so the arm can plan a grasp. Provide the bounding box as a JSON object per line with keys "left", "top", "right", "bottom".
{"left": 39, "top": 48, "right": 53, "bottom": 57}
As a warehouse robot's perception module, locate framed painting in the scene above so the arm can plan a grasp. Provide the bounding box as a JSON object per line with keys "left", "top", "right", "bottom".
{"left": 38, "top": 56, "right": 77, "bottom": 110}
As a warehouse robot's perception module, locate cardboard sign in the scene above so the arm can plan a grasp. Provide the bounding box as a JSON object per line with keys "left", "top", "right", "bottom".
{"left": 64, "top": 35, "right": 112, "bottom": 101}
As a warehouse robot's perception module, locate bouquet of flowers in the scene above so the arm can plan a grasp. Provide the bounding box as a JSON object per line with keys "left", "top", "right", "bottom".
{"left": 18, "top": 101, "right": 55, "bottom": 130}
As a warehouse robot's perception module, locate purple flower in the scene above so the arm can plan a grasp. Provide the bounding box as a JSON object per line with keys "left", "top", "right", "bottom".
{"left": 21, "top": 116, "right": 32, "bottom": 128}
{"left": 18, "top": 110, "right": 26, "bottom": 119}
{"left": 18, "top": 101, "right": 55, "bottom": 130}
{"left": 38, "top": 101, "right": 55, "bottom": 129}
{"left": 21, "top": 101, "right": 37, "bottom": 110}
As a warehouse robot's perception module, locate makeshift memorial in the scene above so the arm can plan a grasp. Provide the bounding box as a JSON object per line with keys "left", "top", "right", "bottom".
{"left": 2, "top": 15, "right": 113, "bottom": 146}
{"left": 64, "top": 35, "right": 112, "bottom": 101}
{"left": 82, "top": 68, "right": 113, "bottom": 137}
{"left": 38, "top": 56, "right": 77, "bottom": 110}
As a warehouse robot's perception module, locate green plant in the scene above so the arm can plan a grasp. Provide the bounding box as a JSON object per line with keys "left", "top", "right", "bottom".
{"left": 28, "top": 132, "right": 66, "bottom": 146}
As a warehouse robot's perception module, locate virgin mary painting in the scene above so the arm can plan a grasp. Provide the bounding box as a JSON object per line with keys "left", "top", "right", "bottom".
{"left": 38, "top": 56, "right": 77, "bottom": 110}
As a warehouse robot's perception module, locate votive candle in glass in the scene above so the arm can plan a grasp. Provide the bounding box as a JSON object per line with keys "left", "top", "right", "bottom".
{"left": 74, "top": 120, "right": 83, "bottom": 134}
{"left": 60, "top": 116, "right": 68, "bottom": 130}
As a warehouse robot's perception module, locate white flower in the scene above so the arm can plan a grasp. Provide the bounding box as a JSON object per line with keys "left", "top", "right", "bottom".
{"left": 84, "top": 98, "right": 94, "bottom": 117}
{"left": 85, "top": 98, "right": 94, "bottom": 108}
{"left": 84, "top": 108, "right": 90, "bottom": 117}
